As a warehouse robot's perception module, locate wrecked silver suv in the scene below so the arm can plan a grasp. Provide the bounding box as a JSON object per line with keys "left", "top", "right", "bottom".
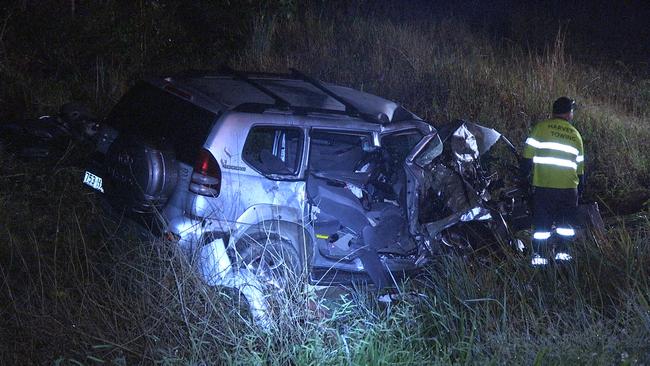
{"left": 83, "top": 68, "right": 528, "bottom": 322}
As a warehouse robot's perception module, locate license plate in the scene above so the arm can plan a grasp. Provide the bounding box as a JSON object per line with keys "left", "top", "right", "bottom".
{"left": 83, "top": 171, "right": 104, "bottom": 193}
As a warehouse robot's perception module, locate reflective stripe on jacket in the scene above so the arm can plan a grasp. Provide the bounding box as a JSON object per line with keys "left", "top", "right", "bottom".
{"left": 523, "top": 118, "right": 584, "bottom": 189}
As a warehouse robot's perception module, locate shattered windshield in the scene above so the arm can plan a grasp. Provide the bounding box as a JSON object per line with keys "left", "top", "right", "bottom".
{"left": 413, "top": 134, "right": 443, "bottom": 167}
{"left": 381, "top": 129, "right": 423, "bottom": 166}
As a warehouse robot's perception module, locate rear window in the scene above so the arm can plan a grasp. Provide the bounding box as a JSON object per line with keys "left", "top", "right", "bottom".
{"left": 106, "top": 82, "right": 217, "bottom": 163}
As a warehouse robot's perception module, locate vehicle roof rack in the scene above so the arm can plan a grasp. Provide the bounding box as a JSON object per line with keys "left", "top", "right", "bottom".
{"left": 233, "top": 102, "right": 363, "bottom": 119}
{"left": 178, "top": 66, "right": 390, "bottom": 124}
{"left": 220, "top": 65, "right": 291, "bottom": 110}
{"left": 289, "top": 68, "right": 383, "bottom": 124}
{"left": 178, "top": 69, "right": 293, "bottom": 79}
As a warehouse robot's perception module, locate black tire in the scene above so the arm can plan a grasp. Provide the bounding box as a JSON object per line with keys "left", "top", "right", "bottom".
{"left": 104, "top": 135, "right": 179, "bottom": 214}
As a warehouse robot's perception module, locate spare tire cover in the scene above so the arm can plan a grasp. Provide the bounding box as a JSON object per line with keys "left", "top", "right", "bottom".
{"left": 105, "top": 135, "right": 179, "bottom": 213}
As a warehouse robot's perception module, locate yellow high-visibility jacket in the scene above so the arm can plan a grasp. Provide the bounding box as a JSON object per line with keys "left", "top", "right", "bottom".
{"left": 523, "top": 118, "right": 584, "bottom": 189}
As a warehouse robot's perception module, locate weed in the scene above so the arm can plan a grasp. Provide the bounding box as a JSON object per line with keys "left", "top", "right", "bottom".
{"left": 1, "top": 1, "right": 649, "bottom": 364}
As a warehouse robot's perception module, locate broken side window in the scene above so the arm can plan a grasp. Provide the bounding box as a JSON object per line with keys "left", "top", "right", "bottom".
{"left": 243, "top": 126, "right": 303, "bottom": 176}
{"left": 413, "top": 134, "right": 443, "bottom": 168}
{"left": 308, "top": 130, "right": 374, "bottom": 173}
{"left": 381, "top": 130, "right": 423, "bottom": 166}
{"left": 379, "top": 130, "right": 424, "bottom": 202}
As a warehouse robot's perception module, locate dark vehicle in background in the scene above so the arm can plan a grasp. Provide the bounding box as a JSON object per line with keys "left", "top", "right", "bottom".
{"left": 0, "top": 103, "right": 99, "bottom": 159}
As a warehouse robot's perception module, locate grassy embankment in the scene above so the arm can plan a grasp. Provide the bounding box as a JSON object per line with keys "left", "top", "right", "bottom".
{"left": 1, "top": 3, "right": 649, "bottom": 364}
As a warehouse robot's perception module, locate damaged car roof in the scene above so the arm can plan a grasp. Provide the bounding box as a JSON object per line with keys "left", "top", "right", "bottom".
{"left": 149, "top": 71, "right": 421, "bottom": 124}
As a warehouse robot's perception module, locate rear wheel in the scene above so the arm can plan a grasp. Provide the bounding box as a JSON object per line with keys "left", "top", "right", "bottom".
{"left": 233, "top": 222, "right": 308, "bottom": 291}
{"left": 230, "top": 222, "right": 310, "bottom": 326}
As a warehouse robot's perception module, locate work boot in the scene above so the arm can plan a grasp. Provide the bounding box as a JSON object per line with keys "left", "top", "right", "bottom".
{"left": 553, "top": 228, "right": 573, "bottom": 263}
{"left": 531, "top": 230, "right": 551, "bottom": 267}
{"left": 554, "top": 226, "right": 574, "bottom": 262}
{"left": 531, "top": 253, "right": 549, "bottom": 267}
{"left": 554, "top": 252, "right": 573, "bottom": 262}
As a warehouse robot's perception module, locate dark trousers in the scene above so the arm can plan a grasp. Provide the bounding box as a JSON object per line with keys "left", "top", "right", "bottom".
{"left": 532, "top": 187, "right": 578, "bottom": 253}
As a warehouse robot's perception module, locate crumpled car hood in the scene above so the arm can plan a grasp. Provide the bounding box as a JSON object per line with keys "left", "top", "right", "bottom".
{"left": 415, "top": 120, "right": 506, "bottom": 238}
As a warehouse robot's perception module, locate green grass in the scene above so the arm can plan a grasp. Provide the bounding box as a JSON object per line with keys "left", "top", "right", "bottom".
{"left": 1, "top": 163, "right": 648, "bottom": 364}
{"left": 1, "top": 1, "right": 649, "bottom": 364}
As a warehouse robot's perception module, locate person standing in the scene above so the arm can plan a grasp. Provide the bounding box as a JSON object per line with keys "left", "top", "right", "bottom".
{"left": 522, "top": 97, "right": 585, "bottom": 266}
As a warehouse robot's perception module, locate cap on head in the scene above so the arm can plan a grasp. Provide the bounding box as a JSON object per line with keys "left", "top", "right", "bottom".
{"left": 552, "top": 97, "right": 576, "bottom": 114}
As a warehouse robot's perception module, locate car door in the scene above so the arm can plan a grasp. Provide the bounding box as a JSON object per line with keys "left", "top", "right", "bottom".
{"left": 306, "top": 129, "right": 376, "bottom": 243}
{"left": 404, "top": 132, "right": 443, "bottom": 236}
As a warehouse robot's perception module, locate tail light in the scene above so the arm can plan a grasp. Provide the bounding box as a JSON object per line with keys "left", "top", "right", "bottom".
{"left": 189, "top": 148, "right": 221, "bottom": 197}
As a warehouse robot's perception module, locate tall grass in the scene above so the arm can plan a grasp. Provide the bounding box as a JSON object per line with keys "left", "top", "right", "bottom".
{"left": 231, "top": 12, "right": 649, "bottom": 209}
{"left": 1, "top": 159, "right": 648, "bottom": 363}
{"left": 2, "top": 3, "right": 648, "bottom": 206}
{"left": 1, "top": 2, "right": 649, "bottom": 364}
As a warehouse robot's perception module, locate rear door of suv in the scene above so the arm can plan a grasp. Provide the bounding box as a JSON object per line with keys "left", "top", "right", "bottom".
{"left": 85, "top": 81, "right": 219, "bottom": 228}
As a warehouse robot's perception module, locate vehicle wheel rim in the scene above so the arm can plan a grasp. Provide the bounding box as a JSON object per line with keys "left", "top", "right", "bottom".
{"left": 249, "top": 253, "right": 287, "bottom": 289}
{"left": 240, "top": 236, "right": 300, "bottom": 290}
